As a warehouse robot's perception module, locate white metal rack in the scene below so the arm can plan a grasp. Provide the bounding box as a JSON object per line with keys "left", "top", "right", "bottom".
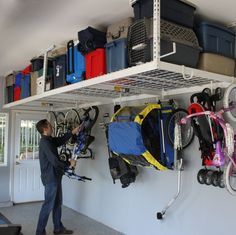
{"left": 2, "top": 0, "right": 235, "bottom": 111}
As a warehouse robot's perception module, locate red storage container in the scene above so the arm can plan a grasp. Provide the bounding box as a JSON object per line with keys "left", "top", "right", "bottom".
{"left": 22, "top": 64, "right": 32, "bottom": 75}
{"left": 85, "top": 49, "right": 106, "bottom": 79}
{"left": 14, "top": 87, "right": 21, "bottom": 101}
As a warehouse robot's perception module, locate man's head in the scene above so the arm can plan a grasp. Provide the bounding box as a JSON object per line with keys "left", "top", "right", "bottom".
{"left": 36, "top": 119, "right": 53, "bottom": 136}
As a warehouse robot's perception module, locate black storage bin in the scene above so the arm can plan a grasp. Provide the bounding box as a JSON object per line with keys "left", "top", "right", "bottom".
{"left": 30, "top": 57, "right": 44, "bottom": 72}
{"left": 131, "top": 0, "right": 153, "bottom": 20}
{"left": 160, "top": 39, "right": 200, "bottom": 68}
{"left": 5, "top": 73, "right": 15, "bottom": 103}
{"left": 78, "top": 26, "right": 106, "bottom": 54}
{"left": 31, "top": 57, "right": 54, "bottom": 72}
{"left": 131, "top": 0, "right": 195, "bottom": 28}
{"left": 53, "top": 54, "right": 67, "bottom": 88}
{"left": 161, "top": 0, "right": 195, "bottom": 28}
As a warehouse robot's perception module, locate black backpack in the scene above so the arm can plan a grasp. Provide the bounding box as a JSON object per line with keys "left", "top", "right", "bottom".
{"left": 108, "top": 153, "right": 138, "bottom": 188}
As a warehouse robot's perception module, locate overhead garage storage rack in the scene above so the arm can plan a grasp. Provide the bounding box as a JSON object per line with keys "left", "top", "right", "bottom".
{"left": 2, "top": 0, "right": 235, "bottom": 111}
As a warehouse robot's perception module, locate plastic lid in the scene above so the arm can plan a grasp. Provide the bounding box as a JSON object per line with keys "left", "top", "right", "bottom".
{"left": 198, "top": 22, "right": 235, "bottom": 35}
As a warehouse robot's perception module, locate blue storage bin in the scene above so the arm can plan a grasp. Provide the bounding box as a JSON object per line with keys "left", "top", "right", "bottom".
{"left": 66, "top": 40, "right": 85, "bottom": 84}
{"left": 105, "top": 38, "right": 128, "bottom": 73}
{"left": 15, "top": 72, "right": 23, "bottom": 87}
{"left": 196, "top": 22, "right": 235, "bottom": 58}
{"left": 21, "top": 74, "right": 30, "bottom": 99}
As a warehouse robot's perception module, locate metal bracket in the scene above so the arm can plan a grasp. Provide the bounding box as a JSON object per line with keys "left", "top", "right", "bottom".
{"left": 160, "top": 42, "right": 176, "bottom": 59}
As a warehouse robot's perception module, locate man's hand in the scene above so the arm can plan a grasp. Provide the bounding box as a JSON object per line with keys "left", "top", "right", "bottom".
{"left": 72, "top": 126, "right": 81, "bottom": 135}
{"left": 69, "top": 159, "right": 76, "bottom": 168}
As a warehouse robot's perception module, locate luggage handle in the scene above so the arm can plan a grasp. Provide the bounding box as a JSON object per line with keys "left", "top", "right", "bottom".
{"left": 67, "top": 40, "right": 75, "bottom": 75}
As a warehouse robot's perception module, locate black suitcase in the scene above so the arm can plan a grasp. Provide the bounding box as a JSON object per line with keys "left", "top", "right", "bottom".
{"left": 53, "top": 54, "right": 67, "bottom": 88}
{"left": 78, "top": 26, "right": 106, "bottom": 54}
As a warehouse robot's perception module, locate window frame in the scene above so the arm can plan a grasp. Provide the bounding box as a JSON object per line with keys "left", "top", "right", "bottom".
{"left": 0, "top": 112, "right": 9, "bottom": 166}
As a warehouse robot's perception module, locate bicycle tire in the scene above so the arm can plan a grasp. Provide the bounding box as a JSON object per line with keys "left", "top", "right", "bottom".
{"left": 65, "top": 109, "right": 81, "bottom": 129}
{"left": 165, "top": 108, "right": 194, "bottom": 149}
{"left": 83, "top": 106, "right": 99, "bottom": 131}
{"left": 48, "top": 111, "right": 57, "bottom": 135}
{"left": 224, "top": 161, "right": 236, "bottom": 195}
{"left": 223, "top": 84, "right": 236, "bottom": 122}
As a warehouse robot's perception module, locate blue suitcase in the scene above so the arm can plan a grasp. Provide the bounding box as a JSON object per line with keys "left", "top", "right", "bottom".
{"left": 66, "top": 40, "right": 85, "bottom": 84}
{"left": 21, "top": 74, "right": 30, "bottom": 99}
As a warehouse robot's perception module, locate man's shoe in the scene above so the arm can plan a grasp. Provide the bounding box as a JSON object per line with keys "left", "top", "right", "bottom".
{"left": 53, "top": 228, "right": 73, "bottom": 234}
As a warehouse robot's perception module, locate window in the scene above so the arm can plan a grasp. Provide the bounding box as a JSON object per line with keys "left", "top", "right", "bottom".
{"left": 19, "top": 120, "right": 40, "bottom": 160}
{"left": 0, "top": 113, "right": 8, "bottom": 165}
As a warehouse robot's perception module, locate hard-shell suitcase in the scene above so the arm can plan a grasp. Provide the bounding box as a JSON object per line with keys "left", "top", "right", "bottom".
{"left": 66, "top": 40, "right": 85, "bottom": 84}
{"left": 106, "top": 17, "right": 134, "bottom": 43}
{"left": 198, "top": 53, "right": 235, "bottom": 76}
{"left": 21, "top": 74, "right": 31, "bottom": 99}
{"left": 78, "top": 27, "right": 106, "bottom": 54}
{"left": 53, "top": 54, "right": 67, "bottom": 88}
{"left": 85, "top": 48, "right": 106, "bottom": 79}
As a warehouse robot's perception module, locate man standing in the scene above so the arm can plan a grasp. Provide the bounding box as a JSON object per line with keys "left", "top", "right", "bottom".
{"left": 35, "top": 119, "right": 79, "bottom": 235}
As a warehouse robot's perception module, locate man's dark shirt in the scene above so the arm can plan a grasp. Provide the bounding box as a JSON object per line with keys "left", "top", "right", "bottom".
{"left": 39, "top": 132, "right": 72, "bottom": 185}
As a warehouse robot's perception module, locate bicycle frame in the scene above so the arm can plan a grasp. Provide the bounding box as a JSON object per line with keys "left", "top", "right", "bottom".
{"left": 180, "top": 109, "right": 235, "bottom": 168}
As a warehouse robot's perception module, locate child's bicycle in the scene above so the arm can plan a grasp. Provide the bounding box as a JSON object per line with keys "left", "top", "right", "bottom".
{"left": 180, "top": 84, "right": 236, "bottom": 195}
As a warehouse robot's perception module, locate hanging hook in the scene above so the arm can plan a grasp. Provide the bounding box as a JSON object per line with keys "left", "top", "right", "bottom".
{"left": 182, "top": 65, "right": 194, "bottom": 80}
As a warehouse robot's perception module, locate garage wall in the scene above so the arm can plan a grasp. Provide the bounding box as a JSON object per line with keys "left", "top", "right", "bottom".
{"left": 63, "top": 94, "right": 236, "bottom": 235}
{"left": 0, "top": 77, "right": 11, "bottom": 203}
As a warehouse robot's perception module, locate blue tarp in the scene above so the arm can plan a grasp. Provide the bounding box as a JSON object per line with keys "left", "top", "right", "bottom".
{"left": 108, "top": 122, "right": 146, "bottom": 155}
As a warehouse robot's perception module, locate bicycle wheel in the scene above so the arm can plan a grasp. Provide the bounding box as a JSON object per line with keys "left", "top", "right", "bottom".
{"left": 165, "top": 108, "right": 194, "bottom": 149}
{"left": 224, "top": 161, "right": 236, "bottom": 195}
{"left": 65, "top": 109, "right": 81, "bottom": 130}
{"left": 223, "top": 84, "right": 236, "bottom": 122}
{"left": 48, "top": 111, "right": 57, "bottom": 136}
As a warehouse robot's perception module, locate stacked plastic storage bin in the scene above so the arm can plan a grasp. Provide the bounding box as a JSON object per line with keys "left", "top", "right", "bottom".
{"left": 195, "top": 22, "right": 235, "bottom": 76}
{"left": 129, "top": 0, "right": 200, "bottom": 68}
{"left": 105, "top": 17, "right": 134, "bottom": 73}
{"left": 31, "top": 57, "right": 54, "bottom": 95}
{"left": 14, "top": 72, "right": 23, "bottom": 101}
{"left": 77, "top": 27, "right": 107, "bottom": 79}
{"left": 21, "top": 65, "right": 32, "bottom": 99}
{"left": 5, "top": 73, "right": 15, "bottom": 103}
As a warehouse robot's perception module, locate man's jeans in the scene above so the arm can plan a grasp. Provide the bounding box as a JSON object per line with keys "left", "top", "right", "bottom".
{"left": 36, "top": 181, "right": 64, "bottom": 235}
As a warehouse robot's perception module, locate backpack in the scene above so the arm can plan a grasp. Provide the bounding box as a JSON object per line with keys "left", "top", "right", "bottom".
{"left": 108, "top": 153, "right": 138, "bottom": 188}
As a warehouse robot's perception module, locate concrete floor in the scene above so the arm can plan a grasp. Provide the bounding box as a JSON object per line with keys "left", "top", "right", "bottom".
{"left": 0, "top": 202, "right": 124, "bottom": 235}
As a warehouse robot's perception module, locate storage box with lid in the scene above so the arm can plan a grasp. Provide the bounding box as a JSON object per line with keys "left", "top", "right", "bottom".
{"left": 21, "top": 74, "right": 31, "bottom": 99}
{"left": 105, "top": 38, "right": 128, "bottom": 73}
{"left": 195, "top": 22, "right": 235, "bottom": 58}
{"left": 5, "top": 73, "right": 15, "bottom": 103}
{"left": 198, "top": 53, "right": 235, "bottom": 76}
{"left": 85, "top": 48, "right": 106, "bottom": 79}
{"left": 130, "top": 0, "right": 196, "bottom": 28}
{"left": 106, "top": 17, "right": 134, "bottom": 43}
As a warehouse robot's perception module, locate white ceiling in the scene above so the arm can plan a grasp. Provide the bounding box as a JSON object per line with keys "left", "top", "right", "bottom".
{"left": 0, "top": 0, "right": 236, "bottom": 76}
